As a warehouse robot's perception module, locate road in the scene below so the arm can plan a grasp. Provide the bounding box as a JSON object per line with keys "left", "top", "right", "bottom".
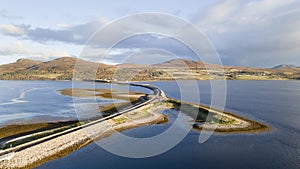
{"left": 0, "top": 82, "right": 165, "bottom": 157}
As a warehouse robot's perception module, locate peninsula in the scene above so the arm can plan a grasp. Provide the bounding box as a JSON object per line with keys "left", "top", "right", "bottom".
{"left": 0, "top": 82, "right": 268, "bottom": 168}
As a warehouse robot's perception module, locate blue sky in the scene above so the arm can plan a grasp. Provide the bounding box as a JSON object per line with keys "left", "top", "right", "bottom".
{"left": 0, "top": 0, "right": 299, "bottom": 67}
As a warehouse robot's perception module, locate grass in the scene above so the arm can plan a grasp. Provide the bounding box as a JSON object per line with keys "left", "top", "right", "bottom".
{"left": 1, "top": 123, "right": 82, "bottom": 150}
{"left": 24, "top": 112, "right": 168, "bottom": 169}
{"left": 0, "top": 121, "right": 79, "bottom": 140}
{"left": 16, "top": 103, "right": 169, "bottom": 169}
{"left": 34, "top": 74, "right": 63, "bottom": 79}
{"left": 236, "top": 75, "right": 286, "bottom": 80}
{"left": 0, "top": 92, "right": 146, "bottom": 150}
{"left": 0, "top": 123, "right": 49, "bottom": 140}
{"left": 100, "top": 98, "right": 144, "bottom": 117}
{"left": 0, "top": 87, "right": 270, "bottom": 169}
{"left": 218, "top": 116, "right": 237, "bottom": 125}
{"left": 59, "top": 88, "right": 145, "bottom": 103}
{"left": 111, "top": 116, "right": 128, "bottom": 124}
{"left": 163, "top": 99, "right": 268, "bottom": 133}
{"left": 164, "top": 99, "right": 210, "bottom": 122}
{"left": 124, "top": 111, "right": 152, "bottom": 120}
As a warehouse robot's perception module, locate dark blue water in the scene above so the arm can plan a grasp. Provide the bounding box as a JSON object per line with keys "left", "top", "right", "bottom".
{"left": 9, "top": 80, "right": 300, "bottom": 169}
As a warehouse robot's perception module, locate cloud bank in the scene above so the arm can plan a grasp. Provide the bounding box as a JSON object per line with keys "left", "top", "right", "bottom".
{"left": 0, "top": 41, "right": 71, "bottom": 61}
{"left": 195, "top": 0, "right": 300, "bottom": 67}
{"left": 0, "top": 0, "right": 300, "bottom": 67}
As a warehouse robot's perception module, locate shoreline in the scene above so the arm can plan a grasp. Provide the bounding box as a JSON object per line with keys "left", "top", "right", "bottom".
{"left": 0, "top": 83, "right": 269, "bottom": 168}
{"left": 0, "top": 102, "right": 168, "bottom": 169}
{"left": 0, "top": 82, "right": 168, "bottom": 168}
{"left": 161, "top": 99, "right": 269, "bottom": 133}
{"left": 0, "top": 97, "right": 268, "bottom": 168}
{"left": 0, "top": 79, "right": 299, "bottom": 82}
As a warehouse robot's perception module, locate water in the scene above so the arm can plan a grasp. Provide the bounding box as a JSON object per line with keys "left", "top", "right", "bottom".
{"left": 1, "top": 80, "right": 299, "bottom": 169}
{"left": 0, "top": 80, "right": 152, "bottom": 126}
{"left": 0, "top": 81, "right": 73, "bottom": 125}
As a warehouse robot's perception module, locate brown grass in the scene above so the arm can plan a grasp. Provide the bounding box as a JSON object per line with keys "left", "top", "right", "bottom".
{"left": 0, "top": 121, "right": 79, "bottom": 140}
{"left": 164, "top": 99, "right": 268, "bottom": 133}
{"left": 59, "top": 88, "right": 145, "bottom": 103}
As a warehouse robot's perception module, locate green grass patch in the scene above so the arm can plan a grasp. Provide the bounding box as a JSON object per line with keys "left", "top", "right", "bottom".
{"left": 111, "top": 116, "right": 128, "bottom": 124}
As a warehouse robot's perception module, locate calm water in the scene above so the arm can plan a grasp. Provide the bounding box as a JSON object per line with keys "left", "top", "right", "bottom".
{"left": 1, "top": 80, "right": 299, "bottom": 169}
{"left": 0, "top": 80, "right": 152, "bottom": 125}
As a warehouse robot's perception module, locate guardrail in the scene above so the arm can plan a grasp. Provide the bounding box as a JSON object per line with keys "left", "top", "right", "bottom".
{"left": 0, "top": 82, "right": 164, "bottom": 157}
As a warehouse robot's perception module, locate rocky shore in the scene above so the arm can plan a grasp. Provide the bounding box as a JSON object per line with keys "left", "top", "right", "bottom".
{"left": 0, "top": 103, "right": 168, "bottom": 169}
{"left": 0, "top": 90, "right": 268, "bottom": 169}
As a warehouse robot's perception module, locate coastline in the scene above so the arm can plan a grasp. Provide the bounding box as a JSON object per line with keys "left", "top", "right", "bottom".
{"left": 0, "top": 82, "right": 269, "bottom": 168}
{"left": 0, "top": 103, "right": 168, "bottom": 169}
{"left": 0, "top": 78, "right": 299, "bottom": 82}
{"left": 0, "top": 98, "right": 269, "bottom": 169}
{"left": 169, "top": 99, "right": 269, "bottom": 133}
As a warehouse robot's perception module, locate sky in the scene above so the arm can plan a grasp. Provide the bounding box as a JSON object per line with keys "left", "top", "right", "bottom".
{"left": 0, "top": 0, "right": 299, "bottom": 67}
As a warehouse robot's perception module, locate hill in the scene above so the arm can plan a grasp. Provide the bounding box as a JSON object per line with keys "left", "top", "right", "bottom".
{"left": 154, "top": 59, "right": 222, "bottom": 69}
{"left": 0, "top": 57, "right": 299, "bottom": 81}
{"left": 0, "top": 57, "right": 113, "bottom": 80}
{"left": 0, "top": 58, "right": 42, "bottom": 74}
{"left": 272, "top": 64, "right": 300, "bottom": 69}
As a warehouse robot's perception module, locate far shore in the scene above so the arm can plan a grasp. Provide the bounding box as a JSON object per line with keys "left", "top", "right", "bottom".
{"left": 0, "top": 78, "right": 299, "bottom": 82}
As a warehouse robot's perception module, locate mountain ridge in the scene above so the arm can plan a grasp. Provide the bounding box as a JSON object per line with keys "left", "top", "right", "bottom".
{"left": 0, "top": 57, "right": 299, "bottom": 80}
{"left": 271, "top": 64, "right": 300, "bottom": 69}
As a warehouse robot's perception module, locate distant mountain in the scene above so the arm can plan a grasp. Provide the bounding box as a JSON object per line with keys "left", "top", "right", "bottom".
{"left": 272, "top": 64, "right": 300, "bottom": 69}
{"left": 0, "top": 57, "right": 299, "bottom": 80}
{"left": 0, "top": 57, "right": 109, "bottom": 72}
{"left": 0, "top": 58, "right": 42, "bottom": 74}
{"left": 29, "top": 57, "right": 106, "bottom": 71}
{"left": 153, "top": 59, "right": 222, "bottom": 69}
{"left": 116, "top": 63, "right": 150, "bottom": 68}
{"left": 0, "top": 57, "right": 113, "bottom": 80}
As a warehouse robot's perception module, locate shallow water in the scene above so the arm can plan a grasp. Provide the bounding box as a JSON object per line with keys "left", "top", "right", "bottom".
{"left": 0, "top": 80, "right": 152, "bottom": 125}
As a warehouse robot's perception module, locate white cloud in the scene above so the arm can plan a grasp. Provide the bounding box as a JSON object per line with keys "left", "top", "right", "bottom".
{"left": 0, "top": 25, "right": 26, "bottom": 36}
{"left": 0, "top": 41, "right": 71, "bottom": 60}
{"left": 0, "top": 18, "right": 109, "bottom": 45}
{"left": 1, "top": 1, "right": 300, "bottom": 67}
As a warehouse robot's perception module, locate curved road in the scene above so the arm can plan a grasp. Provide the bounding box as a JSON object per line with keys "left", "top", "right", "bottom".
{"left": 0, "top": 82, "right": 165, "bottom": 157}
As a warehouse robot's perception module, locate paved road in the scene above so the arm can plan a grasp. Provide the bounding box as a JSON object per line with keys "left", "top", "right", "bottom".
{"left": 0, "top": 82, "right": 165, "bottom": 157}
